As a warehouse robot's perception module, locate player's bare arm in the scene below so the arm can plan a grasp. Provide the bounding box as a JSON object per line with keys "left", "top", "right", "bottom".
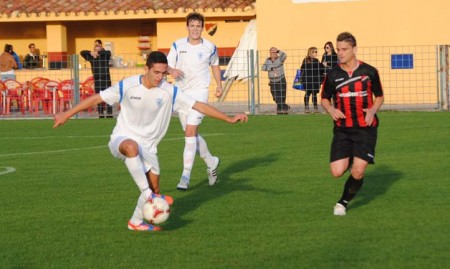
{"left": 167, "top": 66, "right": 184, "bottom": 79}
{"left": 211, "top": 65, "right": 223, "bottom": 97}
{"left": 321, "top": 99, "right": 346, "bottom": 121}
{"left": 53, "top": 94, "right": 104, "bottom": 128}
{"left": 192, "top": 101, "right": 248, "bottom": 123}
{"left": 363, "top": 96, "right": 384, "bottom": 126}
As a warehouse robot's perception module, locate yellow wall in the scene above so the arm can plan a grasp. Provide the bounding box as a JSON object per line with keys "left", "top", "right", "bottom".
{"left": 257, "top": 0, "right": 450, "bottom": 51}
{"left": 0, "top": 22, "right": 47, "bottom": 62}
{"left": 157, "top": 19, "right": 252, "bottom": 49}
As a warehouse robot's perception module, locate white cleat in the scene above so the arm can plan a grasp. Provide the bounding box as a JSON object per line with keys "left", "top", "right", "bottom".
{"left": 177, "top": 176, "right": 190, "bottom": 191}
{"left": 333, "top": 203, "right": 346, "bottom": 216}
{"left": 207, "top": 156, "right": 220, "bottom": 186}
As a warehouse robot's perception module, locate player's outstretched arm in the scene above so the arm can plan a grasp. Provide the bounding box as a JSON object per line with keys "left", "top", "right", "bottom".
{"left": 53, "top": 94, "right": 104, "bottom": 128}
{"left": 192, "top": 101, "right": 248, "bottom": 124}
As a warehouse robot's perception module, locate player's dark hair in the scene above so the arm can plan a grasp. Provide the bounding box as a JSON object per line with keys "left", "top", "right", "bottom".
{"left": 337, "top": 32, "right": 357, "bottom": 47}
{"left": 186, "top": 12, "right": 204, "bottom": 27}
{"left": 95, "top": 39, "right": 102, "bottom": 45}
{"left": 146, "top": 51, "right": 168, "bottom": 68}
{"left": 28, "top": 43, "right": 35, "bottom": 49}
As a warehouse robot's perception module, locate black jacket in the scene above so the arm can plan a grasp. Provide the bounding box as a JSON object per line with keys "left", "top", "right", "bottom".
{"left": 300, "top": 58, "right": 325, "bottom": 91}
{"left": 23, "top": 54, "right": 40, "bottom": 69}
{"left": 80, "top": 49, "right": 112, "bottom": 92}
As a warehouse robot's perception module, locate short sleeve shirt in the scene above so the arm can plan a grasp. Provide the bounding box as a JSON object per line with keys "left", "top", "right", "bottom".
{"left": 167, "top": 37, "right": 219, "bottom": 93}
{"left": 321, "top": 61, "right": 383, "bottom": 128}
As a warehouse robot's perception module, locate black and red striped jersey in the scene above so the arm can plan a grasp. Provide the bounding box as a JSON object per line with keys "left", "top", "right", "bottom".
{"left": 321, "top": 61, "right": 383, "bottom": 128}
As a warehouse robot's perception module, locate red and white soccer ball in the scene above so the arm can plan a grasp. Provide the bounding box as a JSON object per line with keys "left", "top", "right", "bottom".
{"left": 143, "top": 197, "right": 170, "bottom": 224}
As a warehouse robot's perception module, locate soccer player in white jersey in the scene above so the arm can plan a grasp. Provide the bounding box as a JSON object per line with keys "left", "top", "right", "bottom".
{"left": 167, "top": 12, "right": 224, "bottom": 191}
{"left": 53, "top": 51, "right": 248, "bottom": 231}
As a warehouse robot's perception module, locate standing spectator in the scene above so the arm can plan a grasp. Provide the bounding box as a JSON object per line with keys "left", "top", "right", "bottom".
{"left": 262, "top": 47, "right": 290, "bottom": 114}
{"left": 80, "top": 39, "right": 113, "bottom": 118}
{"left": 0, "top": 44, "right": 18, "bottom": 80}
{"left": 53, "top": 51, "right": 248, "bottom": 231}
{"left": 23, "top": 43, "right": 40, "bottom": 69}
{"left": 321, "top": 32, "right": 384, "bottom": 216}
{"left": 7, "top": 44, "right": 23, "bottom": 70}
{"left": 300, "top": 47, "right": 325, "bottom": 113}
{"left": 321, "top": 41, "right": 339, "bottom": 74}
{"left": 167, "top": 12, "right": 224, "bottom": 191}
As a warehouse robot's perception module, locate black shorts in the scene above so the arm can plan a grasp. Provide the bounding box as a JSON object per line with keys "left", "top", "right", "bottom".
{"left": 330, "top": 127, "right": 378, "bottom": 164}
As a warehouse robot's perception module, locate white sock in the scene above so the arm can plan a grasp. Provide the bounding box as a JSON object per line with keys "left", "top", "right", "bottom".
{"left": 125, "top": 156, "right": 152, "bottom": 199}
{"left": 130, "top": 192, "right": 147, "bottom": 225}
{"left": 197, "top": 134, "right": 213, "bottom": 167}
{"left": 182, "top": 136, "right": 197, "bottom": 179}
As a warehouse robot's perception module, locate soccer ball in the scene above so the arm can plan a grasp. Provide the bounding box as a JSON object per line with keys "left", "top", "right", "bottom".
{"left": 142, "top": 197, "right": 170, "bottom": 224}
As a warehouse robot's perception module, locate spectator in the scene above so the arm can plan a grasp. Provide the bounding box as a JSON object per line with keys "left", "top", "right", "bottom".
{"left": 300, "top": 47, "right": 325, "bottom": 113}
{"left": 80, "top": 39, "right": 113, "bottom": 118}
{"left": 8, "top": 44, "right": 23, "bottom": 70}
{"left": 262, "top": 47, "right": 290, "bottom": 114}
{"left": 321, "top": 41, "right": 339, "bottom": 74}
{"left": 23, "top": 43, "right": 40, "bottom": 69}
{"left": 0, "top": 44, "right": 18, "bottom": 80}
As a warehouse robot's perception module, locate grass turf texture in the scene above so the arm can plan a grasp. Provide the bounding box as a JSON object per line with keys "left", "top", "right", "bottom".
{"left": 0, "top": 112, "right": 449, "bottom": 268}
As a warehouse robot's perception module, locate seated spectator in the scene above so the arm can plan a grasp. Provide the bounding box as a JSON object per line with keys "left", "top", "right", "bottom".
{"left": 0, "top": 44, "right": 18, "bottom": 80}
{"left": 23, "top": 43, "right": 40, "bottom": 69}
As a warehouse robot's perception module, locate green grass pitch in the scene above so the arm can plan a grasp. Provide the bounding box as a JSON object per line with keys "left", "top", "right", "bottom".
{"left": 0, "top": 112, "right": 449, "bottom": 268}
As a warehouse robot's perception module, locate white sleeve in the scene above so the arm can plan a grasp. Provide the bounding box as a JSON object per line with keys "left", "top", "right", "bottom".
{"left": 210, "top": 45, "right": 220, "bottom": 66}
{"left": 173, "top": 89, "right": 196, "bottom": 113}
{"left": 99, "top": 81, "right": 121, "bottom": 106}
{"left": 167, "top": 42, "right": 177, "bottom": 68}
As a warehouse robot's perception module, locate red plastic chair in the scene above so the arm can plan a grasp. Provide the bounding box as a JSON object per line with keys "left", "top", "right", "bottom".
{"left": 3, "top": 79, "right": 27, "bottom": 115}
{"left": 27, "top": 78, "right": 50, "bottom": 114}
{"left": 57, "top": 79, "right": 74, "bottom": 113}
{"left": 28, "top": 79, "right": 57, "bottom": 115}
{"left": 80, "top": 76, "right": 96, "bottom": 113}
{"left": 0, "top": 80, "right": 6, "bottom": 114}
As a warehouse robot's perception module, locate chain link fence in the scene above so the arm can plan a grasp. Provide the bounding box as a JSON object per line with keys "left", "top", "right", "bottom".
{"left": 1, "top": 45, "right": 448, "bottom": 119}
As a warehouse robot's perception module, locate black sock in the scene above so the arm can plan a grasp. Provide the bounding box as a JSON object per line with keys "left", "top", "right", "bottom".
{"left": 338, "top": 175, "right": 364, "bottom": 207}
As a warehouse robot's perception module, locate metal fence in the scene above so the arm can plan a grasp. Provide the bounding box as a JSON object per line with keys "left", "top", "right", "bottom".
{"left": 1, "top": 45, "right": 449, "bottom": 119}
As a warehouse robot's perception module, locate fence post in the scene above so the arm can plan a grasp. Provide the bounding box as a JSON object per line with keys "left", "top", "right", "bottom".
{"left": 72, "top": 54, "right": 81, "bottom": 118}
{"left": 248, "top": 49, "right": 256, "bottom": 115}
{"left": 439, "top": 45, "right": 449, "bottom": 110}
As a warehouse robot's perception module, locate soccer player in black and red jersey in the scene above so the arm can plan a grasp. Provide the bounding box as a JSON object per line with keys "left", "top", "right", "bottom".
{"left": 321, "top": 32, "right": 384, "bottom": 216}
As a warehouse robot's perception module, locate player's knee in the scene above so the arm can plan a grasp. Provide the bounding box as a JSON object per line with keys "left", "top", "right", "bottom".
{"left": 120, "top": 140, "right": 139, "bottom": 156}
{"left": 330, "top": 168, "right": 345, "bottom": 178}
{"left": 351, "top": 169, "right": 365, "bottom": 179}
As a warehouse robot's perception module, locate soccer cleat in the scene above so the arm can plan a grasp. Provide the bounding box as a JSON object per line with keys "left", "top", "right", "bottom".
{"left": 207, "top": 156, "right": 220, "bottom": 186}
{"left": 333, "top": 203, "right": 346, "bottom": 216}
{"left": 176, "top": 176, "right": 190, "bottom": 191}
{"left": 149, "top": 193, "right": 174, "bottom": 206}
{"left": 127, "top": 220, "right": 161, "bottom": 231}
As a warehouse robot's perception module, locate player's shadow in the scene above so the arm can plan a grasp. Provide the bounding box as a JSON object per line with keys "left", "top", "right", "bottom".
{"left": 350, "top": 164, "right": 403, "bottom": 210}
{"left": 164, "top": 154, "right": 282, "bottom": 230}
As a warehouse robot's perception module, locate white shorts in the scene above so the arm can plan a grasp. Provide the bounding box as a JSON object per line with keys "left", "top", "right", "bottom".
{"left": 108, "top": 135, "right": 160, "bottom": 175}
{"left": 179, "top": 89, "right": 209, "bottom": 128}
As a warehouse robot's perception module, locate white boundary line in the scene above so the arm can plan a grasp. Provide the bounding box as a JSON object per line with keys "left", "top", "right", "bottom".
{"left": 0, "top": 133, "right": 224, "bottom": 158}
{"left": 0, "top": 167, "right": 16, "bottom": 175}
